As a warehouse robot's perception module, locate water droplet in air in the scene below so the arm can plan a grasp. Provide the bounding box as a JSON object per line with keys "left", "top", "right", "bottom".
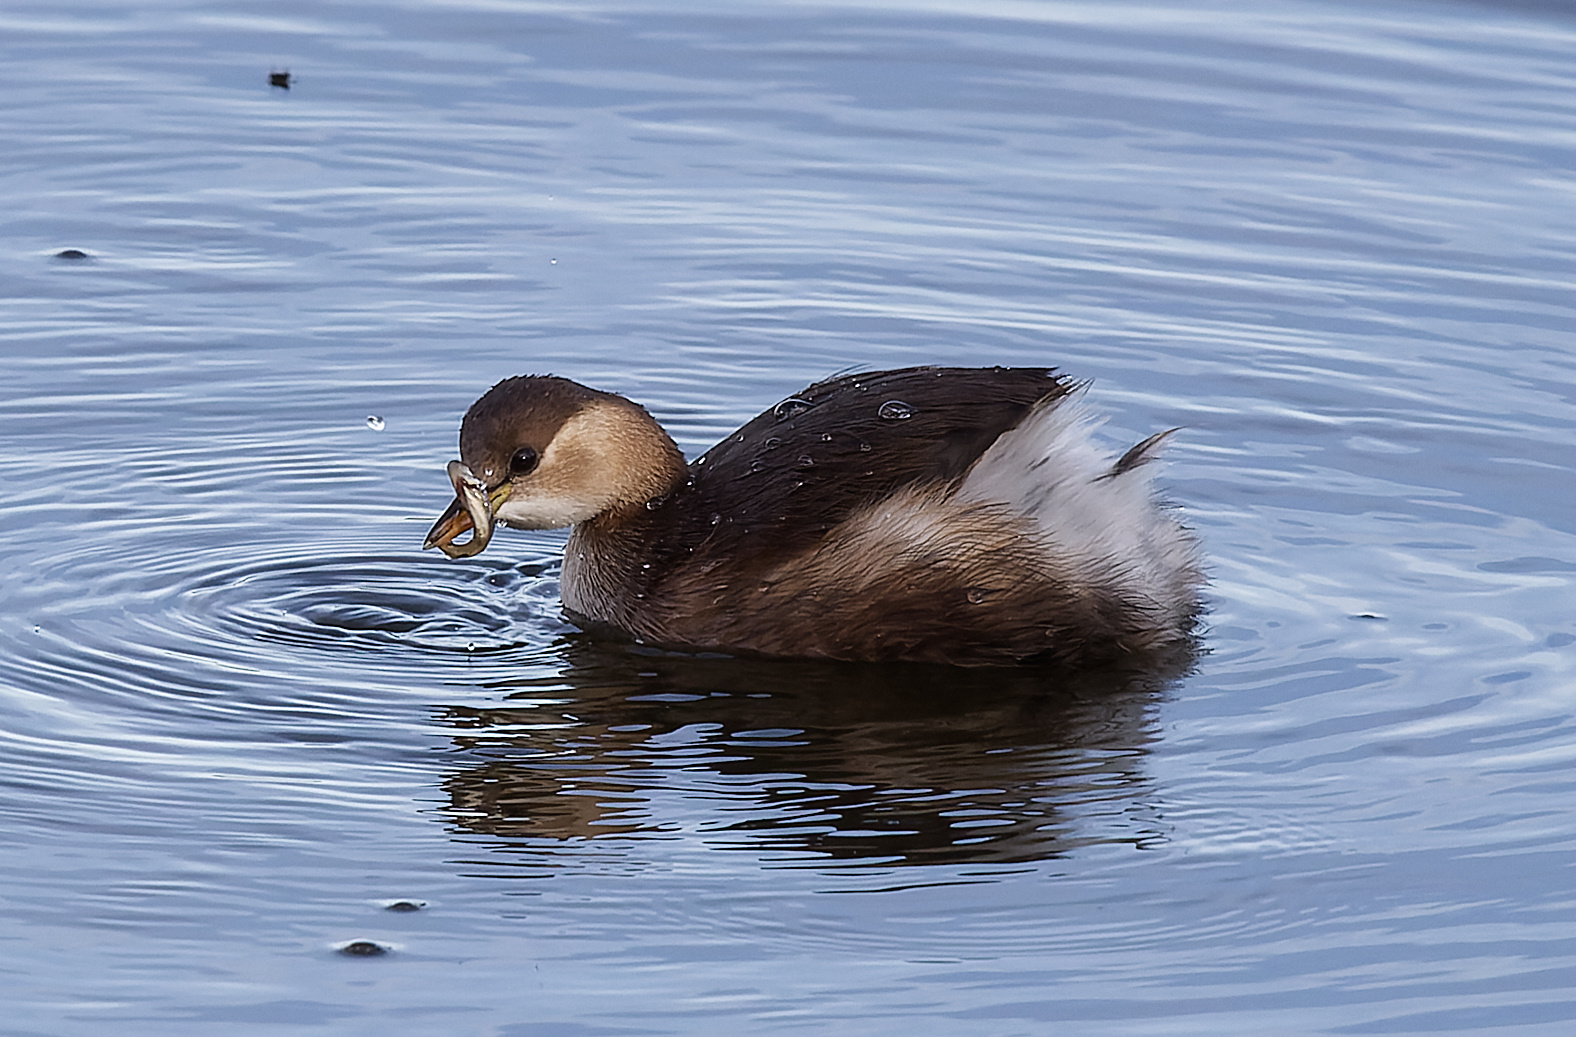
{"left": 710, "top": 513, "right": 721, "bottom": 525}
{"left": 795, "top": 454, "right": 814, "bottom": 468}
{"left": 641, "top": 563, "right": 652, "bottom": 570}
{"left": 550, "top": 258, "right": 558, "bottom": 265}
{"left": 858, "top": 441, "right": 871, "bottom": 452}
{"left": 966, "top": 587, "right": 992, "bottom": 605}
{"left": 773, "top": 397, "right": 813, "bottom": 420}
{"left": 878, "top": 400, "right": 914, "bottom": 420}
{"left": 465, "top": 642, "right": 476, "bottom": 653}
{"left": 365, "top": 415, "right": 385, "bottom": 431}
{"left": 820, "top": 433, "right": 832, "bottom": 442}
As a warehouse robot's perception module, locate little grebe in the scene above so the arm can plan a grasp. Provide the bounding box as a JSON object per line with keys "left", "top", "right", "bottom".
{"left": 425, "top": 366, "right": 1203, "bottom": 667}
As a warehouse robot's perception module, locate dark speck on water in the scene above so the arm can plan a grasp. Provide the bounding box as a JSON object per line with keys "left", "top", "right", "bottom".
{"left": 338, "top": 941, "right": 388, "bottom": 957}
{"left": 269, "top": 70, "right": 291, "bottom": 89}
{"left": 53, "top": 248, "right": 89, "bottom": 260}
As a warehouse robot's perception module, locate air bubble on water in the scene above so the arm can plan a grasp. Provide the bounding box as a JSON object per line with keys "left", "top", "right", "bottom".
{"left": 795, "top": 455, "right": 814, "bottom": 468}
{"left": 878, "top": 400, "right": 914, "bottom": 420}
{"left": 365, "top": 415, "right": 385, "bottom": 431}
{"left": 820, "top": 433, "right": 832, "bottom": 441}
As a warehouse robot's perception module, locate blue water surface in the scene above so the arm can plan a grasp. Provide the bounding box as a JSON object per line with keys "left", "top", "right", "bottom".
{"left": 1, "top": 0, "right": 1574, "bottom": 1033}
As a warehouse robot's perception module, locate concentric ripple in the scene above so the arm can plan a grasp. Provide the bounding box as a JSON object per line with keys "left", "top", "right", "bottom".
{"left": 189, "top": 552, "right": 566, "bottom": 657}
{"left": 1, "top": 513, "right": 575, "bottom": 735}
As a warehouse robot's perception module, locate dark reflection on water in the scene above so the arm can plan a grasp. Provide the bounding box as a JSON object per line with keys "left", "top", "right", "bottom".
{"left": 438, "top": 643, "right": 1190, "bottom": 867}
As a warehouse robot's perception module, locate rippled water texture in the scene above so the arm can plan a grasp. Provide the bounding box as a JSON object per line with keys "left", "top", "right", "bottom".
{"left": 3, "top": 0, "right": 1575, "bottom": 1032}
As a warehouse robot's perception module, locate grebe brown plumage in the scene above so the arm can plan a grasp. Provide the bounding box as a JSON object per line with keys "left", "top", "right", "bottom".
{"left": 425, "top": 366, "right": 1203, "bottom": 668}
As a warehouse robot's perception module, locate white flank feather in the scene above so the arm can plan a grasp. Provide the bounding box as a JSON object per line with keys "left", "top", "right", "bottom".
{"left": 956, "top": 391, "right": 1201, "bottom": 617}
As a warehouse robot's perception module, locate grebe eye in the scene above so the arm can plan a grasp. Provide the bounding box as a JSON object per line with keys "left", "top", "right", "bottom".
{"left": 510, "top": 446, "right": 539, "bottom": 476}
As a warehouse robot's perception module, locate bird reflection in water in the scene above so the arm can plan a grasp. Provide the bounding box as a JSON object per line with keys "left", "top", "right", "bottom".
{"left": 437, "top": 641, "right": 1193, "bottom": 868}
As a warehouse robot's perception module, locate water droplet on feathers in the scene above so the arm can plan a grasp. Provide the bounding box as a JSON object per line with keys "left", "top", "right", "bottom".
{"left": 773, "top": 397, "right": 812, "bottom": 420}
{"left": 879, "top": 400, "right": 914, "bottom": 420}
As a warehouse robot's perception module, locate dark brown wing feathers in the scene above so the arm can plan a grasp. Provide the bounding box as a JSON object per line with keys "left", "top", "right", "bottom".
{"left": 622, "top": 366, "right": 1069, "bottom": 594}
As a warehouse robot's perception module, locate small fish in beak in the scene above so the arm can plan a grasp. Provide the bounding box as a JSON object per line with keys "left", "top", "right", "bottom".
{"left": 424, "top": 460, "right": 509, "bottom": 558}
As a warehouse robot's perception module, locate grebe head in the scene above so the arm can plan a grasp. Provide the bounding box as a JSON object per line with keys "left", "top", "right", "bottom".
{"left": 424, "top": 376, "right": 684, "bottom": 557}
